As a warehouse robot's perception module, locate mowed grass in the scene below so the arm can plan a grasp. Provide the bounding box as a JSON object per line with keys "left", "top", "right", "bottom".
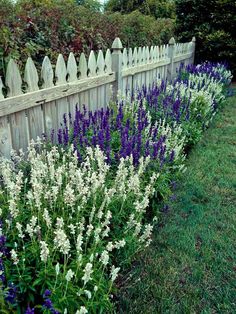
{"left": 117, "top": 95, "right": 236, "bottom": 313}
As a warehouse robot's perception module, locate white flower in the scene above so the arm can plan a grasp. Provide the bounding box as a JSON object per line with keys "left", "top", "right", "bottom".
{"left": 65, "top": 269, "right": 74, "bottom": 282}
{"left": 82, "top": 263, "right": 93, "bottom": 285}
{"left": 40, "top": 241, "right": 49, "bottom": 263}
{"left": 84, "top": 289, "right": 92, "bottom": 299}
{"left": 10, "top": 249, "right": 19, "bottom": 265}
{"left": 16, "top": 222, "right": 24, "bottom": 239}
{"left": 106, "top": 242, "right": 114, "bottom": 252}
{"left": 26, "top": 216, "right": 37, "bottom": 238}
{"left": 99, "top": 250, "right": 109, "bottom": 266}
{"left": 110, "top": 265, "right": 120, "bottom": 282}
{"left": 55, "top": 263, "right": 60, "bottom": 276}
{"left": 76, "top": 234, "right": 83, "bottom": 253}
{"left": 43, "top": 209, "right": 52, "bottom": 228}
{"left": 76, "top": 306, "right": 88, "bottom": 314}
{"left": 54, "top": 228, "right": 70, "bottom": 255}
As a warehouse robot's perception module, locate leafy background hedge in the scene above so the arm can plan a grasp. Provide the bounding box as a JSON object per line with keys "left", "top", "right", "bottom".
{"left": 0, "top": 0, "right": 174, "bottom": 77}
{"left": 0, "top": 0, "right": 235, "bottom": 78}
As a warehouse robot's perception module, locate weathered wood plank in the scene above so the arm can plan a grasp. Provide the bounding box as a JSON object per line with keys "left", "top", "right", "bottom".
{"left": 0, "top": 116, "right": 12, "bottom": 158}
{"left": 55, "top": 54, "right": 69, "bottom": 127}
{"left": 173, "top": 52, "right": 193, "bottom": 63}
{"left": 67, "top": 52, "right": 79, "bottom": 120}
{"left": 88, "top": 51, "right": 98, "bottom": 110}
{"left": 24, "top": 57, "right": 44, "bottom": 141}
{"left": 41, "top": 56, "right": 57, "bottom": 139}
{"left": 67, "top": 52, "right": 78, "bottom": 83}
{"left": 122, "top": 58, "right": 170, "bottom": 77}
{"left": 97, "top": 50, "right": 106, "bottom": 109}
{"left": 78, "top": 52, "right": 89, "bottom": 111}
{"left": 0, "top": 77, "right": 4, "bottom": 100}
{"left": 0, "top": 73, "right": 115, "bottom": 117}
{"left": 6, "top": 59, "right": 29, "bottom": 151}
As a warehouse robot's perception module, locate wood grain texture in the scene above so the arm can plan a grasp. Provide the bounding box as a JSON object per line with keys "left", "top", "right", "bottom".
{"left": 0, "top": 116, "right": 12, "bottom": 158}
{"left": 0, "top": 73, "right": 115, "bottom": 117}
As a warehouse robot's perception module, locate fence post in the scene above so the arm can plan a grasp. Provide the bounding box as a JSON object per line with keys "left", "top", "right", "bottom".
{"left": 167, "top": 37, "right": 175, "bottom": 81}
{"left": 191, "top": 36, "right": 196, "bottom": 64}
{"left": 111, "top": 37, "right": 123, "bottom": 100}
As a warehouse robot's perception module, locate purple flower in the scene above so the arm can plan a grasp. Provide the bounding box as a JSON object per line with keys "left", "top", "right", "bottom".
{"left": 43, "top": 289, "right": 52, "bottom": 298}
{"left": 43, "top": 289, "right": 60, "bottom": 314}
{"left": 25, "top": 306, "right": 35, "bottom": 314}
{"left": 5, "top": 282, "right": 17, "bottom": 304}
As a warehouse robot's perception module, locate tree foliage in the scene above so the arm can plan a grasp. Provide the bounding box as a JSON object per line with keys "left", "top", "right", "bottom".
{"left": 175, "top": 0, "right": 236, "bottom": 76}
{"left": 0, "top": 0, "right": 174, "bottom": 77}
{"left": 105, "top": 0, "right": 176, "bottom": 19}
{"left": 76, "top": 0, "right": 102, "bottom": 11}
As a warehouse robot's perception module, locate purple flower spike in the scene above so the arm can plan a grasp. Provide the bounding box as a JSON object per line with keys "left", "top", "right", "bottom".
{"left": 43, "top": 289, "right": 52, "bottom": 297}
{"left": 5, "top": 282, "right": 17, "bottom": 304}
{"left": 25, "top": 306, "right": 35, "bottom": 314}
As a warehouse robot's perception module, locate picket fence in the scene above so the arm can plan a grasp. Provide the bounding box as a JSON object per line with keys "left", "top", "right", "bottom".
{"left": 0, "top": 36, "right": 196, "bottom": 158}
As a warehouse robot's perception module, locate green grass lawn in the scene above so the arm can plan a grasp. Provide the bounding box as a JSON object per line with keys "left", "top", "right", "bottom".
{"left": 117, "top": 95, "right": 236, "bottom": 313}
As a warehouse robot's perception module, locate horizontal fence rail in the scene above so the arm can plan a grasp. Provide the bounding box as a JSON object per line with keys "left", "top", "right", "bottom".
{"left": 0, "top": 36, "right": 196, "bottom": 158}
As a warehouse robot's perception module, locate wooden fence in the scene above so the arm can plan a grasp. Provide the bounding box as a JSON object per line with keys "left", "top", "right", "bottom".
{"left": 0, "top": 36, "right": 196, "bottom": 158}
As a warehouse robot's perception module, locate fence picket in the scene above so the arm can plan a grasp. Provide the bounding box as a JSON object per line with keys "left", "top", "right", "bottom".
{"left": 105, "top": 49, "right": 112, "bottom": 105}
{"left": 88, "top": 51, "right": 97, "bottom": 110}
{"left": 6, "top": 59, "right": 22, "bottom": 97}
{"left": 67, "top": 52, "right": 79, "bottom": 119}
{"left": 24, "top": 57, "right": 44, "bottom": 141}
{"left": 0, "top": 77, "right": 4, "bottom": 100}
{"left": 79, "top": 53, "right": 89, "bottom": 110}
{"left": 122, "top": 48, "right": 128, "bottom": 69}
{"left": 97, "top": 50, "right": 106, "bottom": 108}
{"left": 105, "top": 49, "right": 112, "bottom": 73}
{"left": 6, "top": 59, "right": 29, "bottom": 151}
{"left": 67, "top": 52, "right": 78, "bottom": 82}
{"left": 41, "top": 56, "right": 57, "bottom": 137}
{"left": 55, "top": 54, "right": 69, "bottom": 128}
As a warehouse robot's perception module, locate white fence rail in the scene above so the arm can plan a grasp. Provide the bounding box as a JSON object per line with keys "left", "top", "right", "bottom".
{"left": 0, "top": 36, "right": 196, "bottom": 157}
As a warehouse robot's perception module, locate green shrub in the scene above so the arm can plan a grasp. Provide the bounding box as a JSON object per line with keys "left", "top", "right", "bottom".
{"left": 175, "top": 0, "right": 236, "bottom": 77}
{"left": 0, "top": 0, "right": 175, "bottom": 78}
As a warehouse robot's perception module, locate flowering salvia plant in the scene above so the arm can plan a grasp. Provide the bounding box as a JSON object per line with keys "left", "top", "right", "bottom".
{"left": 0, "top": 62, "right": 231, "bottom": 313}
{"left": 0, "top": 141, "right": 159, "bottom": 312}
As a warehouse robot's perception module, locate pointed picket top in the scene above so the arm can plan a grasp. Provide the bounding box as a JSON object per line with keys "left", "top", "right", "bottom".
{"left": 79, "top": 53, "right": 88, "bottom": 79}
{"left": 6, "top": 59, "right": 23, "bottom": 97}
{"left": 153, "top": 46, "right": 157, "bottom": 61}
{"left": 159, "top": 45, "right": 163, "bottom": 59}
{"left": 24, "top": 57, "right": 39, "bottom": 92}
{"left": 55, "top": 54, "right": 67, "bottom": 86}
{"left": 166, "top": 44, "right": 169, "bottom": 57}
{"left": 156, "top": 46, "right": 160, "bottom": 60}
{"left": 41, "top": 56, "right": 54, "bottom": 88}
{"left": 97, "top": 50, "right": 105, "bottom": 75}
{"left": 122, "top": 48, "right": 128, "bottom": 69}
{"left": 0, "top": 77, "right": 5, "bottom": 100}
{"left": 133, "top": 47, "right": 138, "bottom": 66}
{"left": 67, "top": 52, "right": 78, "bottom": 83}
{"left": 128, "top": 48, "right": 133, "bottom": 68}
{"left": 88, "top": 50, "right": 97, "bottom": 77}
{"left": 142, "top": 47, "right": 146, "bottom": 64}
{"left": 105, "top": 49, "right": 112, "bottom": 73}
{"left": 145, "top": 46, "right": 150, "bottom": 63}
{"left": 150, "top": 46, "right": 154, "bottom": 63}
{"left": 162, "top": 45, "right": 165, "bottom": 58}
{"left": 137, "top": 47, "right": 142, "bottom": 65}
